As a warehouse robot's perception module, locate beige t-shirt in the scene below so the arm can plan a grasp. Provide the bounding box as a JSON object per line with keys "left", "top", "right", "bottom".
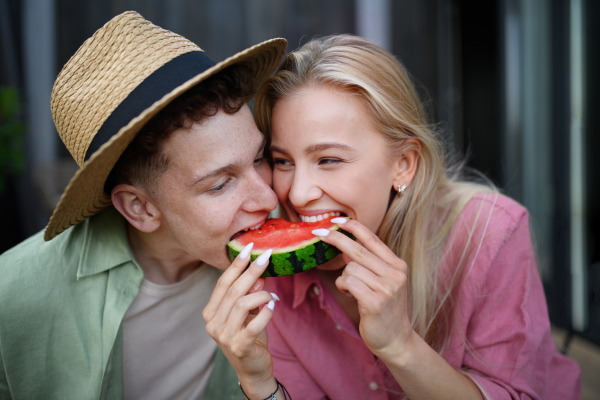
{"left": 123, "top": 264, "right": 222, "bottom": 400}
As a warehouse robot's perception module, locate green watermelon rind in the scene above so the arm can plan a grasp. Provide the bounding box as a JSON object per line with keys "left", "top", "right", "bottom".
{"left": 227, "top": 227, "right": 355, "bottom": 278}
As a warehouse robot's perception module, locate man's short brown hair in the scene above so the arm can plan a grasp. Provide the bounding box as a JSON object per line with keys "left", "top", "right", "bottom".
{"left": 104, "top": 63, "right": 256, "bottom": 195}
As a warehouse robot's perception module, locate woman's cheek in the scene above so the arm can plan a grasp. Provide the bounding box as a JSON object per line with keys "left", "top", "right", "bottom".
{"left": 257, "top": 162, "right": 273, "bottom": 186}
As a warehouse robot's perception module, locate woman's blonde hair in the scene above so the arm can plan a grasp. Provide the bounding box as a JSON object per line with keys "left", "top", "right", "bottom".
{"left": 255, "top": 35, "right": 495, "bottom": 351}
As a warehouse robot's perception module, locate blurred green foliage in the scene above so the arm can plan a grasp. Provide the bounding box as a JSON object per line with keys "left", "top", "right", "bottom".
{"left": 0, "top": 87, "right": 26, "bottom": 194}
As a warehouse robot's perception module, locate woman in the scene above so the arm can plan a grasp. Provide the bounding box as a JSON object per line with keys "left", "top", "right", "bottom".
{"left": 204, "top": 35, "right": 580, "bottom": 399}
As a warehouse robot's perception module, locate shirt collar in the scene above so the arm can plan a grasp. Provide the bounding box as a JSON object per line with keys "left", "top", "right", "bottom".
{"left": 292, "top": 269, "right": 322, "bottom": 309}
{"left": 77, "top": 206, "right": 138, "bottom": 279}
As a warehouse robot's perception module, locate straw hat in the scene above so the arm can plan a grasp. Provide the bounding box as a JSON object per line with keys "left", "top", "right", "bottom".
{"left": 45, "top": 11, "right": 287, "bottom": 241}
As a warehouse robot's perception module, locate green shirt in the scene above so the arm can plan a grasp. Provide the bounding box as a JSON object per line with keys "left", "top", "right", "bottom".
{"left": 0, "top": 207, "right": 242, "bottom": 400}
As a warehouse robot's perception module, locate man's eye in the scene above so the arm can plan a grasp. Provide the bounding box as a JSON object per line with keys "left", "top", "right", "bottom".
{"left": 208, "top": 178, "right": 232, "bottom": 193}
{"left": 254, "top": 155, "right": 264, "bottom": 165}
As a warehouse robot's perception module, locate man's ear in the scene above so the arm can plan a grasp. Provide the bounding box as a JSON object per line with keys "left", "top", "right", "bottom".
{"left": 392, "top": 138, "right": 421, "bottom": 191}
{"left": 111, "top": 184, "right": 161, "bottom": 233}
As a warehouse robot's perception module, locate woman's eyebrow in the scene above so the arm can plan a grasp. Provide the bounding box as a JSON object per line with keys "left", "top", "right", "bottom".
{"left": 304, "top": 142, "right": 355, "bottom": 154}
{"left": 270, "top": 142, "right": 356, "bottom": 156}
{"left": 269, "top": 145, "right": 290, "bottom": 156}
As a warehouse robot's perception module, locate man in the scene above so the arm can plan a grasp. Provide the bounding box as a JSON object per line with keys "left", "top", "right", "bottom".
{"left": 0, "top": 12, "right": 286, "bottom": 399}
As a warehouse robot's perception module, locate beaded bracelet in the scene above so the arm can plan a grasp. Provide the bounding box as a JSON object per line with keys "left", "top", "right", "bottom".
{"left": 239, "top": 378, "right": 291, "bottom": 400}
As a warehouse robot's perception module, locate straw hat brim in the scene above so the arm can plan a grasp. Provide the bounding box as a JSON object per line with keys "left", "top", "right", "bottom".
{"left": 44, "top": 38, "right": 287, "bottom": 241}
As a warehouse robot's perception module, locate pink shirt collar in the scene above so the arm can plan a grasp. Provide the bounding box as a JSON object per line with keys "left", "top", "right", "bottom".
{"left": 291, "top": 268, "right": 321, "bottom": 310}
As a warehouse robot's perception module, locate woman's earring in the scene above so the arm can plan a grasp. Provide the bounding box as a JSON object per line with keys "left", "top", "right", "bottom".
{"left": 398, "top": 184, "right": 406, "bottom": 196}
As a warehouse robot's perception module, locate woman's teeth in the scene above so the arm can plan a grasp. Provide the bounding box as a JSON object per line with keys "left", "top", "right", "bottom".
{"left": 299, "top": 212, "right": 342, "bottom": 223}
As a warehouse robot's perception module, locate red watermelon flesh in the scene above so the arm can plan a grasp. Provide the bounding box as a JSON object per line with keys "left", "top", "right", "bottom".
{"left": 227, "top": 217, "right": 354, "bottom": 277}
{"left": 230, "top": 217, "right": 338, "bottom": 253}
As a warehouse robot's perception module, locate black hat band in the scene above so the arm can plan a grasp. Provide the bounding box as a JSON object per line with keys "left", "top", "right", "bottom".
{"left": 84, "top": 51, "right": 216, "bottom": 161}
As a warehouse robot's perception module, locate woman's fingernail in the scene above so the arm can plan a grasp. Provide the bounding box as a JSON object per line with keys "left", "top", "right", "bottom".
{"left": 239, "top": 242, "right": 253, "bottom": 259}
{"left": 312, "top": 229, "right": 330, "bottom": 237}
{"left": 256, "top": 249, "right": 272, "bottom": 266}
{"left": 267, "top": 300, "right": 275, "bottom": 311}
{"left": 270, "top": 292, "right": 280, "bottom": 301}
{"left": 331, "top": 217, "right": 347, "bottom": 224}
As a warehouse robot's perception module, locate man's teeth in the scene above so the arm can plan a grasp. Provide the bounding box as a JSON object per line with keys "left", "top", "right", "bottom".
{"left": 299, "top": 212, "right": 341, "bottom": 223}
{"left": 243, "top": 222, "right": 264, "bottom": 232}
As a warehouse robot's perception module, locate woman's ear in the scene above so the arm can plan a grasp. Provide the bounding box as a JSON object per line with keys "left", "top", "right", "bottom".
{"left": 392, "top": 138, "right": 421, "bottom": 190}
{"left": 111, "top": 184, "right": 162, "bottom": 233}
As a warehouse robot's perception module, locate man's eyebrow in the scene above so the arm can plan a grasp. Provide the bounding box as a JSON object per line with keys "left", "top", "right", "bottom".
{"left": 189, "top": 162, "right": 240, "bottom": 187}
{"left": 190, "top": 135, "right": 265, "bottom": 187}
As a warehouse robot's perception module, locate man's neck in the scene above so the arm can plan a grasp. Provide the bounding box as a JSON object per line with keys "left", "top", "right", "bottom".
{"left": 126, "top": 224, "right": 201, "bottom": 285}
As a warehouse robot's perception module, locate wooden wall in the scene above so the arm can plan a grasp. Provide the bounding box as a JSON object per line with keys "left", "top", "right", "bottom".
{"left": 56, "top": 0, "right": 356, "bottom": 69}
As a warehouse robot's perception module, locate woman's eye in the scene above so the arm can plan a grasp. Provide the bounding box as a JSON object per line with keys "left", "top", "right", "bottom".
{"left": 273, "top": 158, "right": 292, "bottom": 167}
{"left": 319, "top": 158, "right": 342, "bottom": 165}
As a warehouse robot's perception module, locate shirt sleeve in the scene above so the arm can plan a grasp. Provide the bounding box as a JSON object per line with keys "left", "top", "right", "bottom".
{"left": 267, "top": 322, "right": 328, "bottom": 400}
{"left": 459, "top": 212, "right": 579, "bottom": 399}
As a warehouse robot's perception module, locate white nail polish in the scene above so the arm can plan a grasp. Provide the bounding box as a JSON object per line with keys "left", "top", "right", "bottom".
{"left": 331, "top": 217, "right": 347, "bottom": 224}
{"left": 270, "top": 292, "right": 280, "bottom": 301}
{"left": 267, "top": 300, "right": 275, "bottom": 311}
{"left": 256, "top": 249, "right": 272, "bottom": 266}
{"left": 312, "top": 229, "right": 330, "bottom": 237}
{"left": 239, "top": 242, "right": 253, "bottom": 259}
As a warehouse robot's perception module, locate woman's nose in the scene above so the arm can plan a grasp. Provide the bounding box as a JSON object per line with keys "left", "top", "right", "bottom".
{"left": 287, "top": 168, "right": 323, "bottom": 208}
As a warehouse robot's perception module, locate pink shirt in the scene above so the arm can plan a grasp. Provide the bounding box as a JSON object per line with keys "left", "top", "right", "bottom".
{"left": 265, "top": 193, "right": 581, "bottom": 399}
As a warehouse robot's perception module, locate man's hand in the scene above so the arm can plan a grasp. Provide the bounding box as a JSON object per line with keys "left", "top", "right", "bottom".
{"left": 203, "top": 244, "right": 282, "bottom": 399}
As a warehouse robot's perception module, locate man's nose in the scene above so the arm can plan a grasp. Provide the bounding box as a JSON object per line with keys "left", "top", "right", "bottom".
{"left": 243, "top": 169, "right": 278, "bottom": 213}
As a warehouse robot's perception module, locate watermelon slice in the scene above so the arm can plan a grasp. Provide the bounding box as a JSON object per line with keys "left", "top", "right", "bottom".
{"left": 227, "top": 217, "right": 354, "bottom": 277}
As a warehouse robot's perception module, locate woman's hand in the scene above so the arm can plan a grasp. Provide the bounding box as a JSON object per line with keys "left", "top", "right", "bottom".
{"left": 313, "top": 218, "right": 413, "bottom": 360}
{"left": 202, "top": 244, "right": 281, "bottom": 399}
{"left": 315, "top": 218, "right": 482, "bottom": 400}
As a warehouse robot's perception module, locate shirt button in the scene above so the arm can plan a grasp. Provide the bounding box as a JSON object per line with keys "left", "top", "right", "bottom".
{"left": 336, "top": 324, "right": 343, "bottom": 330}
{"left": 369, "top": 382, "right": 379, "bottom": 391}
{"left": 313, "top": 285, "right": 321, "bottom": 296}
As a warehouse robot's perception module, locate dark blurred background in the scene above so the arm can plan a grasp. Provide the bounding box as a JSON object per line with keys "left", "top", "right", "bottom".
{"left": 1, "top": 0, "right": 599, "bottom": 395}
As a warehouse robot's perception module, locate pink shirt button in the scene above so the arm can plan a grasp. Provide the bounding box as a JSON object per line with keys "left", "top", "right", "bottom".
{"left": 313, "top": 285, "right": 321, "bottom": 296}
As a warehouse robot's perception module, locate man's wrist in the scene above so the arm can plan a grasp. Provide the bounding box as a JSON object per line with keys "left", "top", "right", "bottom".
{"left": 238, "top": 375, "right": 278, "bottom": 399}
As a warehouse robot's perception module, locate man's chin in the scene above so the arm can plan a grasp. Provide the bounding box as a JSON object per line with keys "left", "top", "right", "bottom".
{"left": 202, "top": 252, "right": 233, "bottom": 271}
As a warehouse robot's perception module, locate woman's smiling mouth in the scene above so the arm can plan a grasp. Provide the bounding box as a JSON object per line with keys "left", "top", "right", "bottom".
{"left": 297, "top": 211, "right": 345, "bottom": 223}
